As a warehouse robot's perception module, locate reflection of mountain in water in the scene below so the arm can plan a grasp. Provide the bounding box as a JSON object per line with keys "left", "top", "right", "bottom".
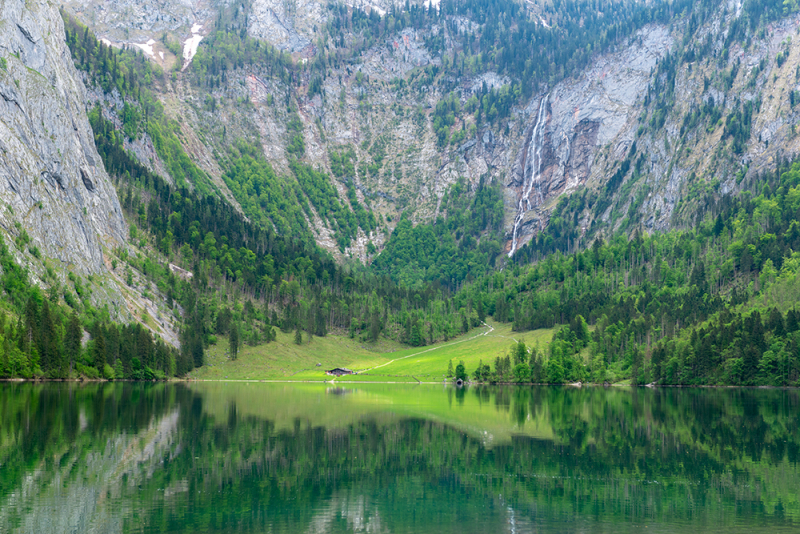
{"left": 1, "top": 384, "right": 799, "bottom": 533}
{"left": 0, "top": 384, "right": 182, "bottom": 533}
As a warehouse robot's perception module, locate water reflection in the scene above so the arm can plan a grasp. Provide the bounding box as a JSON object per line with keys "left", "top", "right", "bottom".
{"left": 0, "top": 383, "right": 799, "bottom": 533}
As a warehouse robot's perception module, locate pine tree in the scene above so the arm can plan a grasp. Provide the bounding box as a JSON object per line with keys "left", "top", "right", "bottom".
{"left": 229, "top": 323, "right": 239, "bottom": 361}
{"left": 39, "top": 300, "right": 59, "bottom": 376}
{"left": 294, "top": 326, "right": 302, "bottom": 345}
{"left": 93, "top": 327, "right": 107, "bottom": 371}
{"left": 65, "top": 314, "right": 82, "bottom": 376}
{"left": 475, "top": 297, "right": 485, "bottom": 322}
{"left": 513, "top": 341, "right": 528, "bottom": 365}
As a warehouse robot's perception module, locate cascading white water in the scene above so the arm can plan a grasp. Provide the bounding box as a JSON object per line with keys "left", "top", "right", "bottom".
{"left": 509, "top": 94, "right": 548, "bottom": 257}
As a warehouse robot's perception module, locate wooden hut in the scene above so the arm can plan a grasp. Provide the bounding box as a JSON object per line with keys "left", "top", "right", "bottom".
{"left": 326, "top": 368, "right": 355, "bottom": 377}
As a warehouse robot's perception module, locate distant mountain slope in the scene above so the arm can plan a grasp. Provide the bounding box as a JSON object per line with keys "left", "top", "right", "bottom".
{"left": 59, "top": 0, "right": 800, "bottom": 265}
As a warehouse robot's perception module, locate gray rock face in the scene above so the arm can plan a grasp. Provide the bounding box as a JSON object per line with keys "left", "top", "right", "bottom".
{"left": 0, "top": 0, "right": 126, "bottom": 274}
{"left": 61, "top": 0, "right": 218, "bottom": 43}
{"left": 506, "top": 24, "right": 672, "bottom": 251}
{"left": 248, "top": 0, "right": 321, "bottom": 52}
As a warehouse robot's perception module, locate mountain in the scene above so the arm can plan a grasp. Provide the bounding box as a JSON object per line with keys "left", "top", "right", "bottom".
{"left": 57, "top": 0, "right": 800, "bottom": 261}
{"left": 1, "top": 0, "right": 799, "bottom": 385}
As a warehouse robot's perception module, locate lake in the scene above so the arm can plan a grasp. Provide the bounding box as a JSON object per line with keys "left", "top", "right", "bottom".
{"left": 0, "top": 382, "right": 798, "bottom": 533}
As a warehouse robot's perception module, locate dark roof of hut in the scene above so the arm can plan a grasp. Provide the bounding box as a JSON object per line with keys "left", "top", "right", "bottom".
{"left": 326, "top": 368, "right": 355, "bottom": 376}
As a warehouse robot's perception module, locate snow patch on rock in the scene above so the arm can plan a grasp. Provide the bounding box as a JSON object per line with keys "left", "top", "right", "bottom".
{"left": 182, "top": 24, "right": 203, "bottom": 71}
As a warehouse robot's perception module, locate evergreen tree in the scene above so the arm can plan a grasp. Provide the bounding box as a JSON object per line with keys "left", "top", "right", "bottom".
{"left": 294, "top": 326, "right": 302, "bottom": 345}
{"left": 65, "top": 314, "right": 82, "bottom": 375}
{"left": 92, "top": 326, "right": 107, "bottom": 371}
{"left": 315, "top": 304, "right": 326, "bottom": 337}
{"left": 230, "top": 322, "right": 240, "bottom": 361}
{"left": 369, "top": 304, "right": 381, "bottom": 342}
{"left": 512, "top": 341, "right": 528, "bottom": 365}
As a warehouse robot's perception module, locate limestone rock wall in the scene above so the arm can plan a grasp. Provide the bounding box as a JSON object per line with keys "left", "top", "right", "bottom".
{"left": 0, "top": 0, "right": 126, "bottom": 274}
{"left": 506, "top": 24, "right": 673, "bottom": 250}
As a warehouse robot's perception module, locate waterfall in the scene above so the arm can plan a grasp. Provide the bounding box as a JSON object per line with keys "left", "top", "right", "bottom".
{"left": 509, "top": 94, "right": 548, "bottom": 257}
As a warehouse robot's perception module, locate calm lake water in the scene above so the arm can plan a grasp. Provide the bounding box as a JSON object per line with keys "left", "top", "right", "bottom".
{"left": 1, "top": 382, "right": 799, "bottom": 533}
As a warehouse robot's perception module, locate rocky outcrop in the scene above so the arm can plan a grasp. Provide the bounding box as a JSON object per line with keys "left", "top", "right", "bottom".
{"left": 505, "top": 24, "right": 673, "bottom": 252}
{"left": 248, "top": 0, "right": 322, "bottom": 52}
{"left": 60, "top": 0, "right": 215, "bottom": 43}
{"left": 0, "top": 0, "right": 126, "bottom": 274}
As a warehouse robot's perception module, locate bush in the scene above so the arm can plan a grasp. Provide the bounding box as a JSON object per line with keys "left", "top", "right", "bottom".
{"left": 513, "top": 363, "right": 531, "bottom": 383}
{"left": 76, "top": 363, "right": 100, "bottom": 380}
{"left": 103, "top": 363, "right": 115, "bottom": 380}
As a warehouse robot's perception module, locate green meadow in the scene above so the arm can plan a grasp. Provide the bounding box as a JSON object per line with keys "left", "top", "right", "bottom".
{"left": 189, "top": 321, "right": 556, "bottom": 382}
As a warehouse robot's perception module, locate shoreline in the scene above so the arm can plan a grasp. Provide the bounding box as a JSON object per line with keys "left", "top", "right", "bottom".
{"left": 1, "top": 377, "right": 798, "bottom": 389}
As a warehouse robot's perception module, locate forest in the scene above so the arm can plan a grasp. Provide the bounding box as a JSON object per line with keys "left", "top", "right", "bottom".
{"left": 455, "top": 160, "right": 800, "bottom": 386}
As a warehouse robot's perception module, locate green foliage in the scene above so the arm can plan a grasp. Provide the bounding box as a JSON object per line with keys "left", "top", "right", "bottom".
{"left": 454, "top": 360, "right": 467, "bottom": 381}
{"left": 723, "top": 98, "right": 760, "bottom": 154}
{"left": 285, "top": 110, "right": 306, "bottom": 157}
{"left": 64, "top": 16, "right": 213, "bottom": 193}
{"left": 63, "top": 12, "right": 158, "bottom": 102}
{"left": 221, "top": 141, "right": 311, "bottom": 238}
{"left": 190, "top": 1, "right": 294, "bottom": 88}
{"left": 513, "top": 362, "right": 531, "bottom": 383}
{"left": 374, "top": 177, "right": 504, "bottom": 288}
{"left": 432, "top": 93, "right": 459, "bottom": 146}
{"left": 0, "top": 250, "right": 183, "bottom": 379}
{"left": 291, "top": 161, "right": 373, "bottom": 250}
{"left": 329, "top": 146, "right": 356, "bottom": 178}
{"left": 146, "top": 118, "right": 213, "bottom": 192}
{"left": 462, "top": 158, "right": 800, "bottom": 385}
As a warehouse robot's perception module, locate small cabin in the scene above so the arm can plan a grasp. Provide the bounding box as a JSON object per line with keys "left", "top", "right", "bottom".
{"left": 326, "top": 368, "right": 355, "bottom": 377}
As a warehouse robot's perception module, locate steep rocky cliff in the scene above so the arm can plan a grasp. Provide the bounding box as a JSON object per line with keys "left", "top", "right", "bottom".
{"left": 60, "top": 0, "right": 800, "bottom": 261}
{"left": 0, "top": 0, "right": 126, "bottom": 275}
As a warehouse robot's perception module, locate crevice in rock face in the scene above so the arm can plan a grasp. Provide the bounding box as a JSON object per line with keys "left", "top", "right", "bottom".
{"left": 80, "top": 168, "right": 95, "bottom": 193}
{"left": 42, "top": 171, "right": 65, "bottom": 190}
{"left": 16, "top": 23, "right": 36, "bottom": 44}
{"left": 0, "top": 84, "right": 24, "bottom": 113}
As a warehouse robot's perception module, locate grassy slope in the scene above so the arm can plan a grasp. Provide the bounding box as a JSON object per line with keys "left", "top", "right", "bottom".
{"left": 189, "top": 321, "right": 556, "bottom": 382}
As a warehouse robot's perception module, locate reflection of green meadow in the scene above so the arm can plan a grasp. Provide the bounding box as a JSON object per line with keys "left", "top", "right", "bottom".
{"left": 191, "top": 321, "right": 555, "bottom": 382}
{"left": 190, "top": 382, "right": 556, "bottom": 444}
